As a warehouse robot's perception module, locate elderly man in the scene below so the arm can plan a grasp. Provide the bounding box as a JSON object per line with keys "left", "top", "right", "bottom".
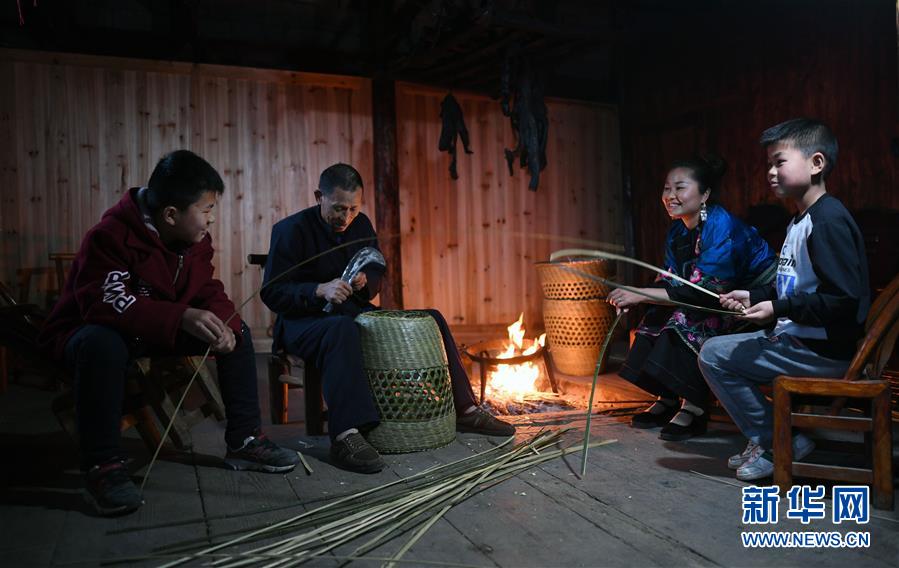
{"left": 261, "top": 163, "right": 514, "bottom": 473}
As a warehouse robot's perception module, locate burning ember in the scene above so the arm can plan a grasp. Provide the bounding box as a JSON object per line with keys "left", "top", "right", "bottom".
{"left": 465, "top": 314, "right": 574, "bottom": 415}
{"left": 483, "top": 313, "right": 546, "bottom": 401}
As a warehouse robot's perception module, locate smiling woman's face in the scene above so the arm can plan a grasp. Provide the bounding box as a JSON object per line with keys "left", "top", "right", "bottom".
{"left": 661, "top": 167, "right": 708, "bottom": 226}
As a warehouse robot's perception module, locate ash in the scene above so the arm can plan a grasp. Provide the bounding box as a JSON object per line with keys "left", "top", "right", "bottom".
{"left": 483, "top": 393, "right": 575, "bottom": 415}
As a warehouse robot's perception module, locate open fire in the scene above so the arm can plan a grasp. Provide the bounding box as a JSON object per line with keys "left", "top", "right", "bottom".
{"left": 484, "top": 313, "right": 547, "bottom": 401}
{"left": 465, "top": 314, "right": 575, "bottom": 414}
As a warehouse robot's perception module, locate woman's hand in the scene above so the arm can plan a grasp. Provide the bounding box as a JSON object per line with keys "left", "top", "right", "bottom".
{"left": 607, "top": 288, "right": 645, "bottom": 310}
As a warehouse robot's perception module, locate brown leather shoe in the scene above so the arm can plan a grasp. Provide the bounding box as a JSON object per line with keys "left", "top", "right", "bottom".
{"left": 456, "top": 406, "right": 516, "bottom": 436}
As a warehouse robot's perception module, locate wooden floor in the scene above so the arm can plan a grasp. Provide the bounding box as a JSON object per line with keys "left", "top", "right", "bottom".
{"left": 1, "top": 357, "right": 897, "bottom": 568}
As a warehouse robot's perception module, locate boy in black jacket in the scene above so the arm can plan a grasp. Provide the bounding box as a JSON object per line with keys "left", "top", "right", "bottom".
{"left": 698, "top": 118, "right": 869, "bottom": 481}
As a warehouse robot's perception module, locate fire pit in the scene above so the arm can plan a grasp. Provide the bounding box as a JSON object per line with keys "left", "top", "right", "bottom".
{"left": 462, "top": 314, "right": 564, "bottom": 414}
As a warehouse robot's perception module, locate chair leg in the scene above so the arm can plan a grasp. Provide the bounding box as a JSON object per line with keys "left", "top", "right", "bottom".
{"left": 773, "top": 381, "right": 794, "bottom": 494}
{"left": 186, "top": 356, "right": 226, "bottom": 421}
{"left": 52, "top": 389, "right": 79, "bottom": 442}
{"left": 131, "top": 405, "right": 164, "bottom": 451}
{"left": 0, "top": 346, "right": 7, "bottom": 394}
{"left": 139, "top": 372, "right": 193, "bottom": 451}
{"left": 268, "top": 357, "right": 287, "bottom": 425}
{"left": 304, "top": 364, "right": 325, "bottom": 436}
{"left": 872, "top": 387, "right": 894, "bottom": 510}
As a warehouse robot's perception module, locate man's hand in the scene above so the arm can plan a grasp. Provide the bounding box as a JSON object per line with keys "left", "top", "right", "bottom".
{"left": 719, "top": 290, "right": 751, "bottom": 312}
{"left": 738, "top": 300, "right": 776, "bottom": 324}
{"left": 181, "top": 308, "right": 230, "bottom": 345}
{"left": 316, "top": 278, "right": 353, "bottom": 305}
{"left": 210, "top": 328, "right": 236, "bottom": 354}
{"left": 607, "top": 288, "right": 644, "bottom": 310}
{"left": 351, "top": 272, "right": 367, "bottom": 292}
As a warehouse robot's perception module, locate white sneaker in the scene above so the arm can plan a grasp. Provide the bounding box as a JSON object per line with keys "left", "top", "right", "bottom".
{"left": 735, "top": 434, "right": 815, "bottom": 481}
{"left": 736, "top": 444, "right": 772, "bottom": 481}
{"left": 728, "top": 440, "right": 759, "bottom": 470}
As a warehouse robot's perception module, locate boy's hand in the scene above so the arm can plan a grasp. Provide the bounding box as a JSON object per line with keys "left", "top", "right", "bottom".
{"left": 738, "top": 300, "right": 776, "bottom": 324}
{"left": 351, "top": 272, "right": 367, "bottom": 291}
{"left": 211, "top": 328, "right": 236, "bottom": 354}
{"left": 181, "top": 308, "right": 230, "bottom": 344}
{"left": 316, "top": 279, "right": 353, "bottom": 304}
{"left": 719, "top": 290, "right": 751, "bottom": 312}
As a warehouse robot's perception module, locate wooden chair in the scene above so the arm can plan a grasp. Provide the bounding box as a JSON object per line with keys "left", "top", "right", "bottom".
{"left": 49, "top": 252, "right": 77, "bottom": 304}
{"left": 52, "top": 355, "right": 226, "bottom": 451}
{"left": 0, "top": 280, "right": 47, "bottom": 393}
{"left": 247, "top": 253, "right": 327, "bottom": 435}
{"left": 0, "top": 271, "right": 226, "bottom": 451}
{"left": 773, "top": 273, "right": 899, "bottom": 510}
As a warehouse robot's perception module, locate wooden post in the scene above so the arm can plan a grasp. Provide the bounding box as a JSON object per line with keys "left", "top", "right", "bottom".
{"left": 372, "top": 77, "right": 403, "bottom": 310}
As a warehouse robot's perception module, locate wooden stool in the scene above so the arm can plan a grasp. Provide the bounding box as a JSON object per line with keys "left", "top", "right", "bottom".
{"left": 267, "top": 352, "right": 327, "bottom": 435}
{"left": 246, "top": 253, "right": 327, "bottom": 435}
{"left": 52, "top": 355, "right": 226, "bottom": 451}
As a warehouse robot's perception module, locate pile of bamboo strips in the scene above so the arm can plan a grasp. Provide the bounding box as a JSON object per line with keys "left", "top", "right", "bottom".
{"left": 153, "top": 430, "right": 615, "bottom": 568}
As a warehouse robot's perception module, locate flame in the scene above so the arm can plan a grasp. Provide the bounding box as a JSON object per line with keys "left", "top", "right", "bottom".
{"left": 484, "top": 316, "right": 547, "bottom": 401}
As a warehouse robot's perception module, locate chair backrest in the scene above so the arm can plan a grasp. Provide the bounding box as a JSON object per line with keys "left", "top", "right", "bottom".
{"left": 866, "top": 271, "right": 899, "bottom": 330}
{"left": 247, "top": 254, "right": 268, "bottom": 268}
{"left": 846, "top": 272, "right": 899, "bottom": 381}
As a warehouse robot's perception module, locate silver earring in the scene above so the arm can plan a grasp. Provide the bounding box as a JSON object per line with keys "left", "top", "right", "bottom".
{"left": 699, "top": 202, "right": 708, "bottom": 223}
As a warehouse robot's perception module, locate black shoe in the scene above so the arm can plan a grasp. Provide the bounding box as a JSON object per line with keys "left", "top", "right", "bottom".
{"left": 659, "top": 409, "right": 708, "bottom": 441}
{"left": 224, "top": 433, "right": 300, "bottom": 473}
{"left": 631, "top": 402, "right": 679, "bottom": 429}
{"left": 330, "top": 432, "right": 385, "bottom": 474}
{"left": 84, "top": 458, "right": 143, "bottom": 516}
{"left": 456, "top": 406, "right": 516, "bottom": 436}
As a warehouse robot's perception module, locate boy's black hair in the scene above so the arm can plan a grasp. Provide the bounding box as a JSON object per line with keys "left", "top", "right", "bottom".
{"left": 146, "top": 150, "right": 224, "bottom": 213}
{"left": 669, "top": 153, "right": 727, "bottom": 203}
{"left": 319, "top": 163, "right": 363, "bottom": 196}
{"left": 759, "top": 118, "right": 838, "bottom": 179}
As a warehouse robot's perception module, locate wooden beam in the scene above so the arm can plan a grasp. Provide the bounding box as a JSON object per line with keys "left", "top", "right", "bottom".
{"left": 372, "top": 77, "right": 403, "bottom": 309}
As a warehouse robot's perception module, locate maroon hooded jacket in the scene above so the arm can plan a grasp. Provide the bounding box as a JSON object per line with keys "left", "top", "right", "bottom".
{"left": 40, "top": 188, "right": 242, "bottom": 360}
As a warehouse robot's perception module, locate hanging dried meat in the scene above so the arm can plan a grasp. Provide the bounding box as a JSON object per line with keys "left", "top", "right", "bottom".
{"left": 438, "top": 93, "right": 473, "bottom": 180}
{"left": 501, "top": 55, "right": 548, "bottom": 191}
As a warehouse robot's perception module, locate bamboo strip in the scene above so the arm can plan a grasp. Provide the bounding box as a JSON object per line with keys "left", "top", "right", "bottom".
{"left": 581, "top": 311, "right": 623, "bottom": 477}
{"left": 550, "top": 247, "right": 720, "bottom": 299}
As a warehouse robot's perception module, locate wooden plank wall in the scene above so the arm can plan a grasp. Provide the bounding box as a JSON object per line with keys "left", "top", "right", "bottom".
{"left": 0, "top": 49, "right": 374, "bottom": 335}
{"left": 618, "top": 0, "right": 898, "bottom": 269}
{"left": 396, "top": 83, "right": 624, "bottom": 332}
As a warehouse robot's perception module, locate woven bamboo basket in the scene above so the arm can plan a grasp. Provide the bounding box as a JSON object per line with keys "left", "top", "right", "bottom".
{"left": 535, "top": 258, "right": 615, "bottom": 300}
{"left": 356, "top": 310, "right": 456, "bottom": 453}
{"left": 542, "top": 298, "right": 616, "bottom": 375}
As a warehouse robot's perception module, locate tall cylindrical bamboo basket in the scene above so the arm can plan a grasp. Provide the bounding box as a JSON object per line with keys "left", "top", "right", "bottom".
{"left": 356, "top": 310, "right": 456, "bottom": 453}
{"left": 536, "top": 259, "right": 616, "bottom": 375}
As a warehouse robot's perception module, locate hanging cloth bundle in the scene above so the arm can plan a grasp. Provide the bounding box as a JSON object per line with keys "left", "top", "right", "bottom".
{"left": 438, "top": 93, "right": 473, "bottom": 180}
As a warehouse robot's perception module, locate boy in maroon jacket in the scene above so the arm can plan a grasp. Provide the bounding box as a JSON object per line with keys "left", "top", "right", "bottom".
{"left": 40, "top": 150, "right": 298, "bottom": 516}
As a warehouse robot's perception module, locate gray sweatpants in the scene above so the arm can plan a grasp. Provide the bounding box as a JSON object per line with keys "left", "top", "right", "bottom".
{"left": 698, "top": 330, "right": 849, "bottom": 449}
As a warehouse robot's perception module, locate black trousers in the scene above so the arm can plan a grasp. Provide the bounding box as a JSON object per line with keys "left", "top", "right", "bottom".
{"left": 65, "top": 322, "right": 262, "bottom": 469}
{"left": 284, "top": 308, "right": 478, "bottom": 439}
